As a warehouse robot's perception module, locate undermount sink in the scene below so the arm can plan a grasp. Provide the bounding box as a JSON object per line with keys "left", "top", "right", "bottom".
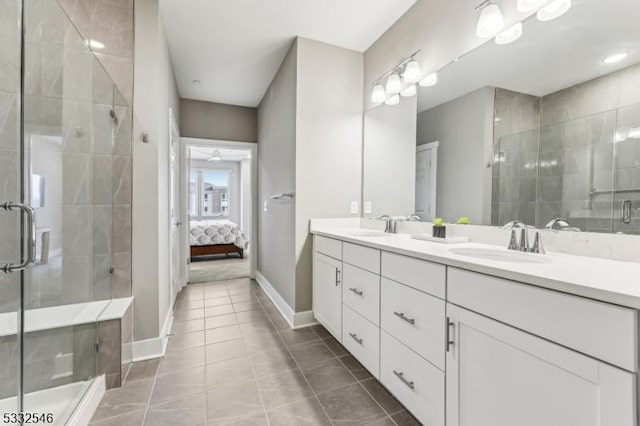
{"left": 448, "top": 247, "right": 551, "bottom": 264}
{"left": 349, "top": 231, "right": 387, "bottom": 238}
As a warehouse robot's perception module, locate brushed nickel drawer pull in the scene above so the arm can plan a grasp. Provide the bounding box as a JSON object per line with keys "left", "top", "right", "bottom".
{"left": 349, "top": 288, "right": 364, "bottom": 296}
{"left": 393, "top": 370, "right": 415, "bottom": 389}
{"left": 349, "top": 332, "right": 363, "bottom": 344}
{"left": 393, "top": 311, "right": 415, "bottom": 325}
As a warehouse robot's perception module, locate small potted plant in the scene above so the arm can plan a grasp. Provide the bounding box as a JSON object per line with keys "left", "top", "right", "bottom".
{"left": 432, "top": 218, "right": 446, "bottom": 238}
{"left": 457, "top": 216, "right": 470, "bottom": 225}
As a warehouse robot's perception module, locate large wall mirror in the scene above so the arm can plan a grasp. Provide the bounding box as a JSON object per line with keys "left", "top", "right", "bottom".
{"left": 363, "top": 0, "right": 640, "bottom": 234}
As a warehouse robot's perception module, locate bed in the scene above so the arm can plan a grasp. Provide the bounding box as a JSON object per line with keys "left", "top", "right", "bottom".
{"left": 190, "top": 220, "right": 249, "bottom": 259}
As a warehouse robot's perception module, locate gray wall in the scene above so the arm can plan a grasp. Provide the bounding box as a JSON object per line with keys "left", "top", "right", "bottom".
{"left": 294, "top": 37, "right": 363, "bottom": 311}
{"left": 257, "top": 41, "right": 297, "bottom": 309}
{"left": 417, "top": 87, "right": 495, "bottom": 224}
{"left": 363, "top": 96, "right": 417, "bottom": 218}
{"left": 180, "top": 99, "right": 257, "bottom": 142}
{"left": 190, "top": 159, "right": 242, "bottom": 226}
{"left": 132, "top": 0, "right": 181, "bottom": 341}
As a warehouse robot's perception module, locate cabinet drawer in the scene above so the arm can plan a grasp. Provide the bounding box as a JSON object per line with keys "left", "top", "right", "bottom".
{"left": 314, "top": 235, "right": 342, "bottom": 260}
{"left": 343, "top": 264, "right": 380, "bottom": 325}
{"left": 448, "top": 268, "right": 638, "bottom": 372}
{"left": 342, "top": 305, "right": 380, "bottom": 378}
{"left": 381, "top": 331, "right": 445, "bottom": 426}
{"left": 343, "top": 242, "right": 380, "bottom": 274}
{"left": 381, "top": 252, "right": 445, "bottom": 299}
{"left": 381, "top": 278, "right": 445, "bottom": 369}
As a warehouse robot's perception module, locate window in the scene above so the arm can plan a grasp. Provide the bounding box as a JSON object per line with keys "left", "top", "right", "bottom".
{"left": 189, "top": 169, "right": 231, "bottom": 218}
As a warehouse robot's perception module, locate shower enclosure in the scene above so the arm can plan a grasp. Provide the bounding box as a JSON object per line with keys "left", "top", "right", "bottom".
{"left": 0, "top": 0, "right": 132, "bottom": 423}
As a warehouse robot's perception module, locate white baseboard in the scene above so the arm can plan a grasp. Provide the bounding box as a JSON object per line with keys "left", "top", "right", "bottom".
{"left": 255, "top": 271, "right": 317, "bottom": 329}
{"left": 131, "top": 309, "right": 174, "bottom": 362}
{"left": 67, "top": 375, "right": 105, "bottom": 426}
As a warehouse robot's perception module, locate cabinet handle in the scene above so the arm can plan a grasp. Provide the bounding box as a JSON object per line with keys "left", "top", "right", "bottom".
{"left": 446, "top": 316, "right": 454, "bottom": 352}
{"left": 348, "top": 332, "right": 363, "bottom": 344}
{"left": 393, "top": 311, "right": 415, "bottom": 325}
{"left": 335, "top": 268, "right": 341, "bottom": 286}
{"left": 393, "top": 370, "right": 415, "bottom": 390}
{"left": 349, "top": 288, "right": 364, "bottom": 296}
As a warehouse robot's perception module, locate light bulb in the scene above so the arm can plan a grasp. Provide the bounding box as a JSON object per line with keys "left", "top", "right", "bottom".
{"left": 403, "top": 61, "right": 422, "bottom": 84}
{"left": 477, "top": 3, "right": 504, "bottom": 38}
{"left": 495, "top": 23, "right": 523, "bottom": 45}
{"left": 419, "top": 72, "right": 438, "bottom": 87}
{"left": 537, "top": 0, "right": 571, "bottom": 21}
{"left": 516, "top": 0, "right": 546, "bottom": 12}
{"left": 385, "top": 95, "right": 400, "bottom": 106}
{"left": 400, "top": 85, "right": 417, "bottom": 97}
{"left": 385, "top": 73, "right": 402, "bottom": 94}
{"left": 371, "top": 84, "right": 386, "bottom": 103}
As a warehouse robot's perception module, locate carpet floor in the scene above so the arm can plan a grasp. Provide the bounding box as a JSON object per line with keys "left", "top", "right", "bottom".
{"left": 189, "top": 256, "right": 250, "bottom": 283}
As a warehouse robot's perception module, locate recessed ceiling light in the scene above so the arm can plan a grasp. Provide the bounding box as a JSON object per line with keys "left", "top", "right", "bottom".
{"left": 603, "top": 52, "right": 629, "bottom": 64}
{"left": 192, "top": 79, "right": 202, "bottom": 85}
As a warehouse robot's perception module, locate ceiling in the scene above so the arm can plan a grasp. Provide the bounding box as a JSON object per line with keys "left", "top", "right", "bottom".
{"left": 189, "top": 146, "right": 251, "bottom": 162}
{"left": 418, "top": 0, "right": 640, "bottom": 112}
{"left": 160, "top": 0, "right": 416, "bottom": 107}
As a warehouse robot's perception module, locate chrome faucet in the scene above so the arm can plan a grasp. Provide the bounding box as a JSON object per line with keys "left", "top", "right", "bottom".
{"left": 506, "top": 227, "right": 545, "bottom": 254}
{"left": 503, "top": 219, "right": 525, "bottom": 229}
{"left": 376, "top": 214, "right": 396, "bottom": 233}
{"left": 406, "top": 214, "right": 422, "bottom": 221}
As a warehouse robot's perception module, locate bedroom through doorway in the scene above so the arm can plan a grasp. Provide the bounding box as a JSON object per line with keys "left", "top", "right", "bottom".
{"left": 181, "top": 139, "right": 257, "bottom": 284}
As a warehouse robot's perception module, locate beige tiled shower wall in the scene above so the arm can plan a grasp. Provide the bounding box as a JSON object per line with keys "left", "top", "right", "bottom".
{"left": 57, "top": 0, "right": 134, "bottom": 105}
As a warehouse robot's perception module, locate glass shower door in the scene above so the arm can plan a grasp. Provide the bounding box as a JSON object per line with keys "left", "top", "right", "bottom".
{"left": 0, "top": 0, "right": 23, "bottom": 416}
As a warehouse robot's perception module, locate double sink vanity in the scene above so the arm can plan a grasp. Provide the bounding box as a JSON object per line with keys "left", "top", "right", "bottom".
{"left": 311, "top": 220, "right": 640, "bottom": 426}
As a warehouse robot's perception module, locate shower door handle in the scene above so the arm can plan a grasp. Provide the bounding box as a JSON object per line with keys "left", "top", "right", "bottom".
{"left": 1, "top": 202, "right": 36, "bottom": 273}
{"left": 622, "top": 200, "right": 632, "bottom": 224}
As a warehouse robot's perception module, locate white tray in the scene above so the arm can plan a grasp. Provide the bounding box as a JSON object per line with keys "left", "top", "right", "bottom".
{"left": 410, "top": 234, "right": 469, "bottom": 244}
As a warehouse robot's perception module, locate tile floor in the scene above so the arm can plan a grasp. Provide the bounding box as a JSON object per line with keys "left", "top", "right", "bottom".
{"left": 90, "top": 278, "right": 420, "bottom": 426}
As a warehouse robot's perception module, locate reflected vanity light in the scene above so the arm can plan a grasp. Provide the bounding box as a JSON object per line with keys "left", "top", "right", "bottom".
{"left": 615, "top": 127, "right": 640, "bottom": 142}
{"left": 87, "top": 39, "right": 104, "bottom": 50}
{"left": 419, "top": 72, "right": 438, "bottom": 87}
{"left": 516, "top": 0, "right": 547, "bottom": 12}
{"left": 537, "top": 0, "right": 571, "bottom": 21}
{"left": 385, "top": 95, "right": 400, "bottom": 106}
{"left": 400, "top": 85, "right": 417, "bottom": 97}
{"left": 386, "top": 73, "right": 402, "bottom": 94}
{"left": 603, "top": 52, "right": 629, "bottom": 64}
{"left": 371, "top": 84, "right": 387, "bottom": 103}
{"left": 403, "top": 61, "right": 422, "bottom": 84}
{"left": 476, "top": 2, "right": 505, "bottom": 38}
{"left": 495, "top": 23, "right": 523, "bottom": 45}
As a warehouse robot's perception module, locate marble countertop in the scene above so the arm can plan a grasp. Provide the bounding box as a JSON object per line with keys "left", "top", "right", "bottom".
{"left": 311, "top": 226, "right": 640, "bottom": 310}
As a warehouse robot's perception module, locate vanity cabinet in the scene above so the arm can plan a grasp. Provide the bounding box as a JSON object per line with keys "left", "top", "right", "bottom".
{"left": 312, "top": 251, "right": 343, "bottom": 340}
{"left": 446, "top": 303, "right": 637, "bottom": 426}
{"left": 312, "top": 234, "right": 639, "bottom": 426}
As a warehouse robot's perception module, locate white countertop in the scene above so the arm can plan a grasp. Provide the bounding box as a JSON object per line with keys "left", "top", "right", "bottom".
{"left": 311, "top": 226, "right": 640, "bottom": 310}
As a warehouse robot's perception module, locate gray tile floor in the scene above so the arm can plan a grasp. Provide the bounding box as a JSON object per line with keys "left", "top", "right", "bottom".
{"left": 90, "top": 278, "right": 420, "bottom": 426}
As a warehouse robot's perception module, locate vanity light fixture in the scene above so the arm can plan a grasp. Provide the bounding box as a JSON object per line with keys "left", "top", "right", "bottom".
{"left": 400, "top": 85, "right": 417, "bottom": 97}
{"left": 419, "top": 72, "right": 438, "bottom": 87}
{"left": 603, "top": 51, "right": 629, "bottom": 64}
{"left": 207, "top": 149, "right": 222, "bottom": 161}
{"left": 403, "top": 60, "right": 422, "bottom": 84}
{"left": 385, "top": 95, "right": 400, "bottom": 106}
{"left": 386, "top": 73, "right": 402, "bottom": 95}
{"left": 516, "top": 0, "right": 547, "bottom": 12}
{"left": 476, "top": 1, "right": 504, "bottom": 38}
{"left": 371, "top": 84, "right": 387, "bottom": 103}
{"left": 495, "top": 22, "right": 523, "bottom": 45}
{"left": 537, "top": 0, "right": 571, "bottom": 21}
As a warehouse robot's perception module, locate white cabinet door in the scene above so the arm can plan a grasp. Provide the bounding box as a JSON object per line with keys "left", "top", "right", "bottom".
{"left": 446, "top": 304, "right": 637, "bottom": 426}
{"left": 313, "top": 252, "right": 342, "bottom": 340}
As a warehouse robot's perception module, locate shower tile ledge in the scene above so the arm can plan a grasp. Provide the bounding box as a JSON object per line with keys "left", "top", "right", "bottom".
{"left": 0, "top": 297, "right": 133, "bottom": 337}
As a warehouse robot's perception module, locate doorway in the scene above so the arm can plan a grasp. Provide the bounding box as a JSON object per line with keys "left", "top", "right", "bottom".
{"left": 180, "top": 138, "right": 257, "bottom": 285}
{"left": 416, "top": 141, "right": 439, "bottom": 221}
